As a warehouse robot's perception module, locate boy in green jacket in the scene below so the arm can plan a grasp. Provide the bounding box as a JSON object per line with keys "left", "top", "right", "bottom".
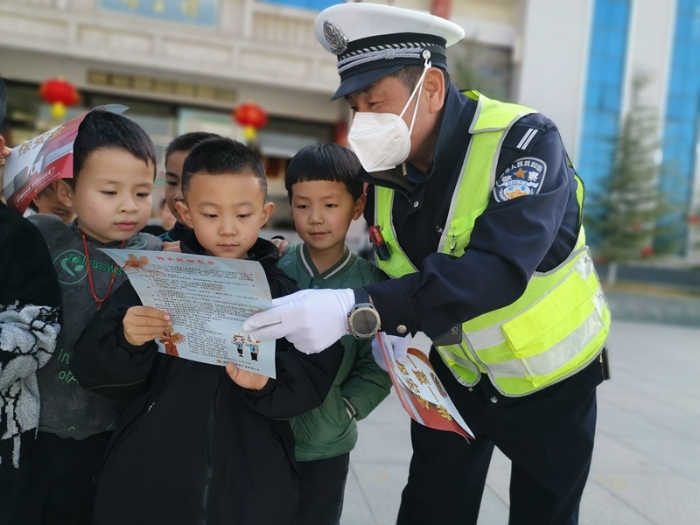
{"left": 278, "top": 143, "right": 392, "bottom": 525}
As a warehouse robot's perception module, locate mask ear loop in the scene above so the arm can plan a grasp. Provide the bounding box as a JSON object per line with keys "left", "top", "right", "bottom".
{"left": 400, "top": 51, "right": 432, "bottom": 133}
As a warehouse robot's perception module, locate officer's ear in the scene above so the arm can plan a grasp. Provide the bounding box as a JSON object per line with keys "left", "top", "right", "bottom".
{"left": 424, "top": 67, "right": 446, "bottom": 115}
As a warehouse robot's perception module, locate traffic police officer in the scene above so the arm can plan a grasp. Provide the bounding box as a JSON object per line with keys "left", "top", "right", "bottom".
{"left": 245, "top": 4, "right": 610, "bottom": 524}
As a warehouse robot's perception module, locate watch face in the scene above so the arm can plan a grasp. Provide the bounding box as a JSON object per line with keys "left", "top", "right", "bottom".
{"left": 351, "top": 308, "right": 380, "bottom": 337}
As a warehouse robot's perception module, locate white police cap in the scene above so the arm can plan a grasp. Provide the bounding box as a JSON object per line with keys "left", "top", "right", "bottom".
{"left": 315, "top": 3, "right": 465, "bottom": 100}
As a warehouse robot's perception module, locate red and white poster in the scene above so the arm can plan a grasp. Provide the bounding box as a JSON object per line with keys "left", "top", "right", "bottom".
{"left": 376, "top": 333, "right": 474, "bottom": 439}
{"left": 2, "top": 105, "right": 127, "bottom": 213}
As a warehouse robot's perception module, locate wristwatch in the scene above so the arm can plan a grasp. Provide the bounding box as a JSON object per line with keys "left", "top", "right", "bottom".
{"left": 348, "top": 288, "right": 381, "bottom": 339}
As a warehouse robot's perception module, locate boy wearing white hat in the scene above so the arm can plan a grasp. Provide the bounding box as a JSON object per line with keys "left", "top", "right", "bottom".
{"left": 246, "top": 4, "right": 610, "bottom": 525}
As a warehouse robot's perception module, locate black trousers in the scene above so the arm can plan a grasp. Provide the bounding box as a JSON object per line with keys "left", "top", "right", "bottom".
{"left": 1, "top": 431, "right": 111, "bottom": 525}
{"left": 397, "top": 356, "right": 603, "bottom": 525}
{"left": 297, "top": 453, "right": 350, "bottom": 525}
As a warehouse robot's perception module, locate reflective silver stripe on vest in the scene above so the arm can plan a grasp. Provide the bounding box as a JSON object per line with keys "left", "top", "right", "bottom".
{"left": 463, "top": 247, "right": 596, "bottom": 352}
{"left": 485, "top": 309, "right": 604, "bottom": 378}
{"left": 437, "top": 139, "right": 473, "bottom": 254}
{"left": 435, "top": 346, "right": 481, "bottom": 386}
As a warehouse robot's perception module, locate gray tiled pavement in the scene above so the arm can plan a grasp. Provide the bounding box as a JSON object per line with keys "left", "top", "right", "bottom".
{"left": 341, "top": 321, "right": 700, "bottom": 525}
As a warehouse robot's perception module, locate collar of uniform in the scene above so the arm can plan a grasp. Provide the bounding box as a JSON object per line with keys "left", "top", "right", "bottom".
{"left": 300, "top": 243, "right": 355, "bottom": 279}
{"left": 417, "top": 82, "right": 476, "bottom": 183}
{"left": 360, "top": 82, "right": 477, "bottom": 191}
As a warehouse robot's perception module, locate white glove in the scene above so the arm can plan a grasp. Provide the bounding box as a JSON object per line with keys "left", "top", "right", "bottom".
{"left": 371, "top": 333, "right": 408, "bottom": 372}
{"left": 243, "top": 288, "right": 355, "bottom": 354}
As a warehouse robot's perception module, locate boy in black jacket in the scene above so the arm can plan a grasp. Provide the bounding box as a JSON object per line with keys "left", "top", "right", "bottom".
{"left": 72, "top": 137, "right": 345, "bottom": 525}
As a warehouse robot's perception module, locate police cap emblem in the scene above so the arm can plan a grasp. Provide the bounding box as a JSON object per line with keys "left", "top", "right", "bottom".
{"left": 323, "top": 21, "right": 348, "bottom": 55}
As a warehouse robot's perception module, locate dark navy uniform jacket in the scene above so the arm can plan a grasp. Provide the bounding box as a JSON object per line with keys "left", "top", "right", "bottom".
{"left": 362, "top": 83, "right": 581, "bottom": 341}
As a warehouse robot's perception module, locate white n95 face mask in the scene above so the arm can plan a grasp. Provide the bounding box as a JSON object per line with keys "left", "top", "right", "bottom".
{"left": 348, "top": 60, "right": 431, "bottom": 173}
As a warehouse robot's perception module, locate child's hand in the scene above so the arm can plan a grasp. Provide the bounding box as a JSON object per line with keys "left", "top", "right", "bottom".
{"left": 226, "top": 363, "right": 269, "bottom": 391}
{"left": 123, "top": 306, "right": 171, "bottom": 347}
{"left": 162, "top": 241, "right": 181, "bottom": 253}
{"left": 270, "top": 238, "right": 288, "bottom": 256}
{"left": 0, "top": 146, "right": 11, "bottom": 167}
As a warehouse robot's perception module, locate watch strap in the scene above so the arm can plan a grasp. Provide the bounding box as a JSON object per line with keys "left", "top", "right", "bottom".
{"left": 354, "top": 287, "right": 371, "bottom": 306}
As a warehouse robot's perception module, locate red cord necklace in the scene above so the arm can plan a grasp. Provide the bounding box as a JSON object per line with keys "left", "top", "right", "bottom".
{"left": 80, "top": 229, "right": 125, "bottom": 309}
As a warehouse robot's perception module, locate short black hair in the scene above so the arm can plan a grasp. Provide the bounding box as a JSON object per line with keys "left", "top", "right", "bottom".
{"left": 71, "top": 109, "right": 157, "bottom": 185}
{"left": 388, "top": 65, "right": 451, "bottom": 93}
{"left": 0, "top": 76, "right": 7, "bottom": 125}
{"left": 285, "top": 143, "right": 362, "bottom": 201}
{"left": 182, "top": 136, "right": 267, "bottom": 197}
{"left": 165, "top": 132, "right": 219, "bottom": 165}
{"left": 27, "top": 184, "right": 55, "bottom": 212}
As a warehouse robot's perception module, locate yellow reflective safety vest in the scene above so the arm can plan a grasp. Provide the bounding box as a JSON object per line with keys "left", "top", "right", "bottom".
{"left": 375, "top": 91, "right": 611, "bottom": 397}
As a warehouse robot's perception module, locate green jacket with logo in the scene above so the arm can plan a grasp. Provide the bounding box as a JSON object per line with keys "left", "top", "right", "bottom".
{"left": 278, "top": 244, "right": 392, "bottom": 461}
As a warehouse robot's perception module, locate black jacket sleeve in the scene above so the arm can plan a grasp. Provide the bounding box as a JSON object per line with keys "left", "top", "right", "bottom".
{"left": 236, "top": 272, "right": 345, "bottom": 419}
{"left": 238, "top": 338, "right": 345, "bottom": 420}
{"left": 71, "top": 281, "right": 157, "bottom": 400}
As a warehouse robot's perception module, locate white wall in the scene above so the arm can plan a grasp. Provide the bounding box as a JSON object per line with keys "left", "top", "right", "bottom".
{"left": 623, "top": 0, "right": 676, "bottom": 118}
{"left": 515, "top": 0, "right": 593, "bottom": 159}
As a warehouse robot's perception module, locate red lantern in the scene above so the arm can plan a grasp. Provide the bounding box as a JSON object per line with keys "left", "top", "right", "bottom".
{"left": 688, "top": 214, "right": 700, "bottom": 225}
{"left": 430, "top": 0, "right": 452, "bottom": 19}
{"left": 640, "top": 245, "right": 654, "bottom": 258}
{"left": 232, "top": 102, "right": 268, "bottom": 142}
{"left": 39, "top": 77, "right": 80, "bottom": 119}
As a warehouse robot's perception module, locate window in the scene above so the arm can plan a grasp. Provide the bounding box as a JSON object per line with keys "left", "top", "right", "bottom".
{"left": 578, "top": 0, "right": 631, "bottom": 196}
{"left": 662, "top": 0, "right": 700, "bottom": 249}
{"left": 260, "top": 0, "right": 338, "bottom": 11}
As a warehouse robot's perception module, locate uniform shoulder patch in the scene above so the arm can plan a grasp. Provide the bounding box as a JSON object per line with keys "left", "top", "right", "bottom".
{"left": 493, "top": 157, "right": 547, "bottom": 203}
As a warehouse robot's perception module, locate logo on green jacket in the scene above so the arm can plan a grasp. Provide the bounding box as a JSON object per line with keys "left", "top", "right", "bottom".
{"left": 53, "top": 249, "right": 123, "bottom": 285}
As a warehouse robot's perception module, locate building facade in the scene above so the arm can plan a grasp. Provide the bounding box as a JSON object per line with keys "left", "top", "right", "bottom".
{"left": 1, "top": 0, "right": 699, "bottom": 253}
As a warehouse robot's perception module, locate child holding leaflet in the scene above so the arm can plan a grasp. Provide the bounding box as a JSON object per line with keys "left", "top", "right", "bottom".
{"left": 71, "top": 137, "right": 345, "bottom": 525}
{"left": 278, "top": 143, "right": 392, "bottom": 524}
{"left": 23, "top": 109, "right": 161, "bottom": 524}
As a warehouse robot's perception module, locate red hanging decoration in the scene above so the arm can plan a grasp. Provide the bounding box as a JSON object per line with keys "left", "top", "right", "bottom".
{"left": 688, "top": 214, "right": 700, "bottom": 225}
{"left": 430, "top": 0, "right": 452, "bottom": 19}
{"left": 39, "top": 77, "right": 80, "bottom": 119}
{"left": 232, "top": 102, "right": 268, "bottom": 142}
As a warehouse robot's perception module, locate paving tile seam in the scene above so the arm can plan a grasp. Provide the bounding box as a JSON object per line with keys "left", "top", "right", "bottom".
{"left": 598, "top": 430, "right": 700, "bottom": 485}
{"left": 598, "top": 399, "right": 699, "bottom": 442}
{"left": 348, "top": 462, "right": 380, "bottom": 525}
{"left": 484, "top": 479, "right": 511, "bottom": 509}
{"left": 595, "top": 430, "right": 676, "bottom": 472}
{"left": 600, "top": 382, "right": 700, "bottom": 419}
{"left": 588, "top": 478, "right": 660, "bottom": 525}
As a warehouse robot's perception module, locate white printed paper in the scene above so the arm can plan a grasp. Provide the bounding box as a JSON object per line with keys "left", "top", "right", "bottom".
{"left": 102, "top": 249, "right": 276, "bottom": 378}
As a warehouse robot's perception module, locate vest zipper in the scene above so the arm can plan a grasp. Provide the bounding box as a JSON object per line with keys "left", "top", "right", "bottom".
{"left": 447, "top": 226, "right": 458, "bottom": 255}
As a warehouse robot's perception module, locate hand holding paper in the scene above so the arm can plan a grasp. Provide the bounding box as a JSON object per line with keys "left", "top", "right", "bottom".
{"left": 371, "top": 333, "right": 408, "bottom": 372}
{"left": 123, "top": 306, "right": 172, "bottom": 347}
{"left": 0, "top": 146, "right": 11, "bottom": 167}
{"left": 225, "top": 363, "right": 270, "bottom": 391}
{"left": 243, "top": 288, "right": 355, "bottom": 354}
{"left": 162, "top": 241, "right": 181, "bottom": 253}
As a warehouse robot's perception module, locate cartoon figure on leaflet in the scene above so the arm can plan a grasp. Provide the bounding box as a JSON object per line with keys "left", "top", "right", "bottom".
{"left": 232, "top": 333, "right": 246, "bottom": 358}
{"left": 160, "top": 327, "right": 185, "bottom": 357}
{"left": 246, "top": 335, "right": 261, "bottom": 362}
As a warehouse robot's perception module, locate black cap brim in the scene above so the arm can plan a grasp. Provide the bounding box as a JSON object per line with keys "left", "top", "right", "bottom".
{"left": 331, "top": 65, "right": 404, "bottom": 100}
